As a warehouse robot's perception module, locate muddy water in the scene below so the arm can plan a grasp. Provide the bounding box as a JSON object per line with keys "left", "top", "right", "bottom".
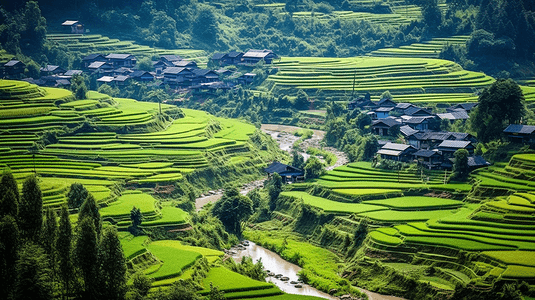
{"left": 231, "top": 242, "right": 338, "bottom": 300}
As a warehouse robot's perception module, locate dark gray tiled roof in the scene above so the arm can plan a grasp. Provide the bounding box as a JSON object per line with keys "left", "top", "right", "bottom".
{"left": 400, "top": 125, "right": 419, "bottom": 137}
{"left": 503, "top": 124, "right": 535, "bottom": 134}
{"left": 413, "top": 149, "right": 439, "bottom": 158}
{"left": 438, "top": 140, "right": 472, "bottom": 149}
{"left": 372, "top": 118, "right": 401, "bottom": 127}
{"left": 382, "top": 143, "right": 412, "bottom": 151}
{"left": 467, "top": 156, "right": 491, "bottom": 167}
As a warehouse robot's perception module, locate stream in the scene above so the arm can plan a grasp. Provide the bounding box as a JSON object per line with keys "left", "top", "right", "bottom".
{"left": 230, "top": 241, "right": 404, "bottom": 300}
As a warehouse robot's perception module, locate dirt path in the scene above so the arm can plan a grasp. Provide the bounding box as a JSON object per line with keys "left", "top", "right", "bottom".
{"left": 260, "top": 124, "right": 348, "bottom": 170}
{"left": 195, "top": 179, "right": 265, "bottom": 212}
{"left": 359, "top": 289, "right": 405, "bottom": 300}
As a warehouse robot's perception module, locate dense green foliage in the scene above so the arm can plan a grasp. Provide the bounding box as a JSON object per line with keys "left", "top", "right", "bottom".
{"left": 471, "top": 79, "right": 525, "bottom": 143}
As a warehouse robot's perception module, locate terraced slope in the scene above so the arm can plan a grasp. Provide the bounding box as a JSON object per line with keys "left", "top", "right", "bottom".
{"left": 47, "top": 34, "right": 207, "bottom": 63}
{"left": 369, "top": 36, "right": 471, "bottom": 58}
{"left": 266, "top": 56, "right": 496, "bottom": 99}
{"left": 359, "top": 154, "right": 535, "bottom": 288}
{"left": 0, "top": 79, "right": 275, "bottom": 212}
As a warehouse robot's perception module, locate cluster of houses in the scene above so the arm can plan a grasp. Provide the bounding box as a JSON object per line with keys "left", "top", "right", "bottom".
{"left": 211, "top": 49, "right": 279, "bottom": 66}
{"left": 347, "top": 97, "right": 489, "bottom": 170}
{"left": 4, "top": 49, "right": 278, "bottom": 91}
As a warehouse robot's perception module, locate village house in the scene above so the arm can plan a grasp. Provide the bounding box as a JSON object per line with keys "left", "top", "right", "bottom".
{"left": 403, "top": 106, "right": 433, "bottom": 117}
{"left": 162, "top": 67, "right": 195, "bottom": 86}
{"left": 172, "top": 60, "right": 197, "bottom": 69}
{"left": 348, "top": 98, "right": 377, "bottom": 111}
{"left": 129, "top": 70, "right": 154, "bottom": 82}
{"left": 437, "top": 140, "right": 475, "bottom": 158}
{"left": 264, "top": 161, "right": 304, "bottom": 183}
{"left": 237, "top": 73, "right": 257, "bottom": 85}
{"left": 96, "top": 76, "right": 114, "bottom": 86}
{"left": 376, "top": 98, "right": 397, "bottom": 107}
{"left": 40, "top": 65, "right": 66, "bottom": 76}
{"left": 3, "top": 60, "right": 26, "bottom": 78}
{"left": 63, "top": 70, "right": 83, "bottom": 78}
{"left": 61, "top": 20, "right": 84, "bottom": 34}
{"left": 467, "top": 156, "right": 491, "bottom": 171}
{"left": 503, "top": 124, "right": 535, "bottom": 144}
{"left": 371, "top": 118, "right": 401, "bottom": 136}
{"left": 82, "top": 54, "right": 107, "bottom": 69}
{"left": 105, "top": 54, "right": 136, "bottom": 68}
{"left": 394, "top": 102, "right": 416, "bottom": 113}
{"left": 375, "top": 107, "right": 394, "bottom": 119}
{"left": 160, "top": 55, "right": 182, "bottom": 65}
{"left": 191, "top": 69, "right": 220, "bottom": 85}
{"left": 377, "top": 143, "right": 417, "bottom": 162}
{"left": 407, "top": 131, "right": 475, "bottom": 150}
{"left": 112, "top": 67, "right": 133, "bottom": 76}
{"left": 402, "top": 116, "right": 434, "bottom": 131}
{"left": 241, "top": 49, "right": 278, "bottom": 65}
{"left": 413, "top": 149, "right": 443, "bottom": 170}
{"left": 87, "top": 61, "right": 114, "bottom": 74}
{"left": 437, "top": 110, "right": 470, "bottom": 121}
{"left": 450, "top": 103, "right": 478, "bottom": 113}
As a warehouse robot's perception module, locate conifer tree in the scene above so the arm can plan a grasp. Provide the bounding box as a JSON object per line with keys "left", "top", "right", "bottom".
{"left": 0, "top": 215, "right": 19, "bottom": 299}
{"left": 14, "top": 242, "right": 53, "bottom": 300}
{"left": 41, "top": 207, "right": 58, "bottom": 282}
{"left": 75, "top": 217, "right": 99, "bottom": 300}
{"left": 79, "top": 193, "right": 102, "bottom": 237}
{"left": 57, "top": 205, "right": 73, "bottom": 299}
{"left": 99, "top": 226, "right": 127, "bottom": 300}
{"left": 19, "top": 175, "right": 43, "bottom": 242}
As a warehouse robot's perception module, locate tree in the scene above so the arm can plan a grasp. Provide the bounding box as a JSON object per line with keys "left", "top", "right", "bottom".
{"left": 291, "top": 149, "right": 305, "bottom": 170}
{"left": 14, "top": 243, "right": 53, "bottom": 300}
{"left": 67, "top": 182, "right": 89, "bottom": 209}
{"left": 209, "top": 282, "right": 225, "bottom": 300}
{"left": 142, "top": 89, "right": 168, "bottom": 115}
{"left": 57, "top": 204, "right": 73, "bottom": 299}
{"left": 421, "top": 0, "right": 443, "bottom": 33}
{"left": 0, "top": 215, "right": 19, "bottom": 299}
{"left": 471, "top": 79, "right": 525, "bottom": 143}
{"left": 451, "top": 149, "right": 470, "bottom": 182}
{"left": 211, "top": 186, "right": 253, "bottom": 235}
{"left": 136, "top": 57, "right": 153, "bottom": 72}
{"left": 130, "top": 272, "right": 152, "bottom": 298}
{"left": 19, "top": 175, "right": 43, "bottom": 242}
{"left": 71, "top": 75, "right": 88, "bottom": 100}
{"left": 193, "top": 6, "right": 218, "bottom": 43}
{"left": 1, "top": 189, "right": 19, "bottom": 219}
{"left": 99, "top": 226, "right": 127, "bottom": 300}
{"left": 0, "top": 169, "right": 20, "bottom": 217}
{"left": 20, "top": 1, "right": 47, "bottom": 55}
{"left": 79, "top": 193, "right": 102, "bottom": 237}
{"left": 294, "top": 89, "right": 310, "bottom": 110}
{"left": 130, "top": 206, "right": 142, "bottom": 228}
{"left": 267, "top": 173, "right": 283, "bottom": 211}
{"left": 41, "top": 207, "right": 58, "bottom": 282}
{"left": 75, "top": 217, "right": 99, "bottom": 300}
{"left": 304, "top": 156, "right": 326, "bottom": 180}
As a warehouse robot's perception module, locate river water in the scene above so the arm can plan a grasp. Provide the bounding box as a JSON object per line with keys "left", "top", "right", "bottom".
{"left": 230, "top": 241, "right": 404, "bottom": 300}
{"left": 230, "top": 241, "right": 338, "bottom": 300}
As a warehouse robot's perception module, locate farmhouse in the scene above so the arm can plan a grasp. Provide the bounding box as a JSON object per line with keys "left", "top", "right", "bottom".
{"left": 40, "top": 65, "right": 66, "bottom": 76}
{"left": 242, "top": 49, "right": 278, "bottom": 65}
{"left": 82, "top": 54, "right": 107, "bottom": 69}
{"left": 3, "top": 60, "right": 26, "bottom": 78}
{"left": 163, "top": 67, "right": 195, "bottom": 85}
{"left": 61, "top": 20, "right": 84, "bottom": 34}
{"left": 376, "top": 98, "right": 397, "bottom": 107}
{"left": 375, "top": 107, "right": 394, "bottom": 119}
{"left": 437, "top": 110, "right": 470, "bottom": 121}
{"left": 437, "top": 140, "right": 475, "bottom": 158}
{"left": 105, "top": 54, "right": 136, "bottom": 68}
{"left": 413, "top": 149, "right": 443, "bottom": 169}
{"left": 160, "top": 55, "right": 182, "bottom": 65}
{"left": 172, "top": 60, "right": 197, "bottom": 69}
{"left": 403, "top": 106, "right": 433, "bottom": 117}
{"left": 451, "top": 102, "right": 478, "bottom": 113}
{"left": 236, "top": 73, "right": 257, "bottom": 85}
{"left": 129, "top": 70, "right": 154, "bottom": 82}
{"left": 87, "top": 61, "right": 114, "bottom": 74}
{"left": 371, "top": 118, "right": 401, "bottom": 136}
{"left": 503, "top": 124, "right": 535, "bottom": 144}
{"left": 191, "top": 69, "right": 219, "bottom": 84}
{"left": 408, "top": 131, "right": 475, "bottom": 150}
{"left": 402, "top": 116, "right": 433, "bottom": 131}
{"left": 265, "top": 161, "right": 304, "bottom": 183}
{"left": 63, "top": 70, "right": 83, "bottom": 78}
{"left": 377, "top": 143, "right": 417, "bottom": 162}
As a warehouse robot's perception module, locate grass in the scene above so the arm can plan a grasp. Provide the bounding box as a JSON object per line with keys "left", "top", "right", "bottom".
{"left": 482, "top": 251, "right": 535, "bottom": 267}
{"left": 200, "top": 267, "right": 274, "bottom": 294}
{"left": 364, "top": 196, "right": 463, "bottom": 210}
{"left": 281, "top": 191, "right": 386, "bottom": 214}
{"left": 146, "top": 242, "right": 202, "bottom": 281}
{"left": 99, "top": 192, "right": 157, "bottom": 221}
{"left": 140, "top": 206, "right": 189, "bottom": 227}
{"left": 360, "top": 210, "right": 458, "bottom": 223}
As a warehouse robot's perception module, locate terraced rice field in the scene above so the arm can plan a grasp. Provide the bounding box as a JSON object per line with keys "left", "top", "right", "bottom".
{"left": 369, "top": 36, "right": 470, "bottom": 59}
{"left": 47, "top": 34, "right": 207, "bottom": 63}
{"left": 266, "top": 56, "right": 496, "bottom": 99}
{"left": 0, "top": 79, "right": 272, "bottom": 222}
{"left": 363, "top": 154, "right": 535, "bottom": 282}
{"left": 199, "top": 267, "right": 278, "bottom": 298}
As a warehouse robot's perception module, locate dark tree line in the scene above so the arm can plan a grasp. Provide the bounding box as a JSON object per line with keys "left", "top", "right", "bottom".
{"left": 0, "top": 171, "right": 127, "bottom": 300}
